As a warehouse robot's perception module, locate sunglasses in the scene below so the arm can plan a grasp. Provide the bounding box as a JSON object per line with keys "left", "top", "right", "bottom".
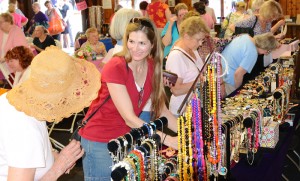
{"left": 129, "top": 18, "right": 154, "bottom": 31}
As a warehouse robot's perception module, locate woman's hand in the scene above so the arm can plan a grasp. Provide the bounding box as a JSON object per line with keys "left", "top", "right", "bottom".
{"left": 29, "top": 43, "right": 36, "bottom": 49}
{"left": 52, "top": 140, "right": 84, "bottom": 175}
{"left": 164, "top": 135, "right": 178, "bottom": 150}
{"left": 163, "top": 76, "right": 174, "bottom": 88}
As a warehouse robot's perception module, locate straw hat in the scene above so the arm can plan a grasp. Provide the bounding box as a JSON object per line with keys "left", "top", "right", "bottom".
{"left": 7, "top": 46, "right": 101, "bottom": 122}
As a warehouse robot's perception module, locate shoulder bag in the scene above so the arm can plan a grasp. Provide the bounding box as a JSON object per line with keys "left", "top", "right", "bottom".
{"left": 219, "top": 13, "right": 232, "bottom": 38}
{"left": 70, "top": 96, "right": 110, "bottom": 141}
{"left": 233, "top": 16, "right": 258, "bottom": 37}
{"left": 48, "top": 9, "right": 65, "bottom": 35}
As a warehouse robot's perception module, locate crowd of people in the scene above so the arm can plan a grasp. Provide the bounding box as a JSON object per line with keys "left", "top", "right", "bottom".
{"left": 0, "top": 0, "right": 289, "bottom": 180}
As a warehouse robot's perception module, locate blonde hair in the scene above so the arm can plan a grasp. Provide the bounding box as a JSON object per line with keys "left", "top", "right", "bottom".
{"left": 236, "top": 1, "right": 246, "bottom": 12}
{"left": 254, "top": 32, "right": 279, "bottom": 51}
{"left": 174, "top": 3, "right": 188, "bottom": 16}
{"left": 259, "top": 0, "right": 283, "bottom": 20}
{"left": 251, "top": 0, "right": 265, "bottom": 13}
{"left": 182, "top": 11, "right": 200, "bottom": 21}
{"left": 116, "top": 17, "right": 165, "bottom": 120}
{"left": 85, "top": 27, "right": 98, "bottom": 38}
{"left": 179, "top": 16, "right": 210, "bottom": 37}
{"left": 109, "top": 9, "right": 141, "bottom": 40}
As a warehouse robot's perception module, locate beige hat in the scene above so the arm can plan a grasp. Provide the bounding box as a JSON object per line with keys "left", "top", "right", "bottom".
{"left": 7, "top": 46, "right": 101, "bottom": 122}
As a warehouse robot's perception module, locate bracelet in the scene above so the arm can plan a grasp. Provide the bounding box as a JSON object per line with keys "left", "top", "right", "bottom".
{"left": 163, "top": 134, "right": 168, "bottom": 145}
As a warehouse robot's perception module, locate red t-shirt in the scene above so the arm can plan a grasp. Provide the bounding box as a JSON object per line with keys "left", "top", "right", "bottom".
{"left": 147, "top": 2, "right": 169, "bottom": 28}
{"left": 79, "top": 56, "right": 154, "bottom": 142}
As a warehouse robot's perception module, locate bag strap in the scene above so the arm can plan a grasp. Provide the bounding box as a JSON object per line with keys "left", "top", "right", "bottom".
{"left": 78, "top": 58, "right": 129, "bottom": 128}
{"left": 79, "top": 96, "right": 110, "bottom": 127}
{"left": 173, "top": 48, "right": 200, "bottom": 72}
{"left": 251, "top": 16, "right": 258, "bottom": 30}
{"left": 224, "top": 13, "right": 232, "bottom": 29}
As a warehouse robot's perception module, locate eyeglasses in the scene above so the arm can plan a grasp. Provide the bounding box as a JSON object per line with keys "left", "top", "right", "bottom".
{"left": 129, "top": 18, "right": 154, "bottom": 31}
{"left": 138, "top": 87, "right": 144, "bottom": 108}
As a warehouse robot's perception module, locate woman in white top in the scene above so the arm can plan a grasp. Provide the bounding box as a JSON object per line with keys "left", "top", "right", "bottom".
{"left": 166, "top": 16, "right": 210, "bottom": 116}
{"left": 0, "top": 46, "right": 100, "bottom": 180}
{"left": 4, "top": 46, "right": 33, "bottom": 87}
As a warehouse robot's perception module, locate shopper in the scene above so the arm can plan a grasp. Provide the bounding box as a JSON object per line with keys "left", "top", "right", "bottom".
{"left": 146, "top": 0, "right": 171, "bottom": 34}
{"left": 0, "top": 46, "right": 101, "bottom": 180}
{"left": 139, "top": 1, "right": 148, "bottom": 17}
{"left": 30, "top": 25, "right": 56, "bottom": 53}
{"left": 44, "top": 0, "right": 63, "bottom": 40}
{"left": 200, "top": 0, "right": 217, "bottom": 24}
{"left": 231, "top": 0, "right": 284, "bottom": 37}
{"left": 4, "top": 46, "right": 33, "bottom": 87}
{"left": 221, "top": 33, "right": 279, "bottom": 96}
{"left": 161, "top": 3, "right": 188, "bottom": 58}
{"left": 0, "top": 13, "right": 28, "bottom": 84}
{"left": 8, "top": 2, "right": 28, "bottom": 28}
{"left": 79, "top": 17, "right": 178, "bottom": 180}
{"left": 102, "top": 8, "right": 141, "bottom": 63}
{"left": 57, "top": 0, "right": 73, "bottom": 48}
{"left": 76, "top": 27, "right": 107, "bottom": 59}
{"left": 26, "top": 2, "right": 49, "bottom": 35}
{"left": 193, "top": 1, "right": 214, "bottom": 30}
{"left": 221, "top": 1, "right": 247, "bottom": 38}
{"left": 165, "top": 16, "right": 210, "bottom": 116}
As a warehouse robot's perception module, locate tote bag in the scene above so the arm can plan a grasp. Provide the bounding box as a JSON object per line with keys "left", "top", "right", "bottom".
{"left": 48, "top": 9, "right": 65, "bottom": 35}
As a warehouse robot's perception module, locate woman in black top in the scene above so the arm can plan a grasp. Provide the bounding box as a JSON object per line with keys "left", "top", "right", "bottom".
{"left": 31, "top": 25, "right": 56, "bottom": 53}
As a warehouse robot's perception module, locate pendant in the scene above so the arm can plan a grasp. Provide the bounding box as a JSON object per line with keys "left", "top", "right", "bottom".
{"left": 218, "top": 167, "right": 227, "bottom": 176}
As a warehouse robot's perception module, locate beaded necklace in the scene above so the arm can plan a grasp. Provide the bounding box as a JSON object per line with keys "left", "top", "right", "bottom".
{"left": 192, "top": 94, "right": 206, "bottom": 181}
{"left": 207, "top": 64, "right": 221, "bottom": 172}
{"left": 177, "top": 116, "right": 183, "bottom": 181}
{"left": 185, "top": 104, "right": 194, "bottom": 180}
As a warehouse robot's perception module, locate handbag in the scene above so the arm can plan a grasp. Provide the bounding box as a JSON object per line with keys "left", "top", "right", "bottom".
{"left": 219, "top": 13, "right": 232, "bottom": 38}
{"left": 233, "top": 16, "right": 258, "bottom": 37}
{"left": 48, "top": 9, "right": 65, "bottom": 35}
{"left": 70, "top": 96, "right": 110, "bottom": 141}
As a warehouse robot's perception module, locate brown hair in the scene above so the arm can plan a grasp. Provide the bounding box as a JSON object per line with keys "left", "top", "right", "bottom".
{"left": 0, "top": 13, "right": 14, "bottom": 25}
{"left": 44, "top": 0, "right": 51, "bottom": 6}
{"left": 116, "top": 17, "right": 165, "bottom": 120}
{"left": 5, "top": 46, "right": 34, "bottom": 69}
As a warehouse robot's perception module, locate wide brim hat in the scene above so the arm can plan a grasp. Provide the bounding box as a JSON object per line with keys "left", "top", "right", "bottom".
{"left": 7, "top": 46, "right": 101, "bottom": 122}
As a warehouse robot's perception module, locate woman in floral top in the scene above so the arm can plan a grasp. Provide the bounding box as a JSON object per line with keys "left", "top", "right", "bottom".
{"left": 78, "top": 27, "right": 107, "bottom": 60}
{"left": 229, "top": 0, "right": 284, "bottom": 37}
{"left": 146, "top": 0, "right": 171, "bottom": 31}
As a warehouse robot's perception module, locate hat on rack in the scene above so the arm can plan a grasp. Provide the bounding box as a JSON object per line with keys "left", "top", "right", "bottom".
{"left": 7, "top": 46, "right": 101, "bottom": 122}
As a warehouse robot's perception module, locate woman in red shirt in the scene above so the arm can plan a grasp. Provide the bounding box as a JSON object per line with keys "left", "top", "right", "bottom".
{"left": 79, "top": 17, "right": 178, "bottom": 180}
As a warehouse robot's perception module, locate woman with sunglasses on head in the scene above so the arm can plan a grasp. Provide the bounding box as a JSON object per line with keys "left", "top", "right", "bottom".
{"left": 79, "top": 17, "right": 178, "bottom": 180}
